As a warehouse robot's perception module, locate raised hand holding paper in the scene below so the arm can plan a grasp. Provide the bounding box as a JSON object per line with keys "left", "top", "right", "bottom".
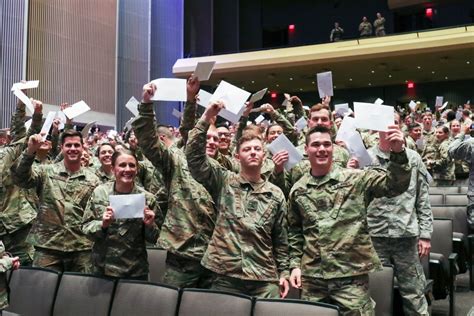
{"left": 81, "top": 121, "right": 97, "bottom": 139}
{"left": 109, "top": 194, "right": 145, "bottom": 219}
{"left": 11, "top": 80, "right": 39, "bottom": 91}
{"left": 409, "top": 100, "right": 417, "bottom": 111}
{"left": 267, "top": 134, "right": 303, "bottom": 170}
{"left": 336, "top": 116, "right": 372, "bottom": 168}
{"left": 295, "top": 117, "right": 307, "bottom": 133}
{"left": 197, "top": 89, "right": 212, "bottom": 108}
{"left": 125, "top": 96, "right": 140, "bottom": 117}
{"left": 435, "top": 96, "right": 443, "bottom": 108}
{"left": 40, "top": 112, "right": 57, "bottom": 141}
{"left": 208, "top": 81, "right": 250, "bottom": 123}
{"left": 316, "top": 71, "right": 333, "bottom": 98}
{"left": 249, "top": 88, "right": 268, "bottom": 103}
{"left": 150, "top": 78, "right": 187, "bottom": 102}
{"left": 353, "top": 102, "right": 394, "bottom": 132}
{"left": 13, "top": 89, "right": 34, "bottom": 113}
{"left": 62, "top": 100, "right": 91, "bottom": 119}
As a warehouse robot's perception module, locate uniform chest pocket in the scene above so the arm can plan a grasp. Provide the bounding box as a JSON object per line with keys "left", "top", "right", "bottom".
{"left": 248, "top": 193, "right": 277, "bottom": 227}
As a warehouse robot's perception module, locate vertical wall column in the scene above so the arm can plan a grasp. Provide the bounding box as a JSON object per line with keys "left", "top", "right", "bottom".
{"left": 150, "top": 0, "right": 184, "bottom": 126}
{"left": 0, "top": 0, "right": 28, "bottom": 128}
{"left": 116, "top": 0, "right": 151, "bottom": 130}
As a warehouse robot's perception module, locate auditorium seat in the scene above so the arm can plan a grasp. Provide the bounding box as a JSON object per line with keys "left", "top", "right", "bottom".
{"left": 178, "top": 288, "right": 253, "bottom": 316}
{"left": 445, "top": 194, "right": 468, "bottom": 206}
{"left": 253, "top": 298, "right": 340, "bottom": 316}
{"left": 147, "top": 247, "right": 167, "bottom": 283}
{"left": 110, "top": 279, "right": 179, "bottom": 316}
{"left": 6, "top": 267, "right": 60, "bottom": 316}
{"left": 429, "top": 194, "right": 444, "bottom": 205}
{"left": 52, "top": 273, "right": 116, "bottom": 316}
{"left": 369, "top": 265, "right": 394, "bottom": 316}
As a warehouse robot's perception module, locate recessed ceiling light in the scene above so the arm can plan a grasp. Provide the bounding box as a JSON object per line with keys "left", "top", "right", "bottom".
{"left": 368, "top": 83, "right": 372, "bottom": 86}
{"left": 289, "top": 77, "right": 293, "bottom": 81}
{"left": 349, "top": 78, "right": 353, "bottom": 81}
{"left": 467, "top": 61, "right": 471, "bottom": 64}
{"left": 333, "top": 86, "right": 336, "bottom": 89}
{"left": 371, "top": 70, "right": 375, "bottom": 74}
{"left": 242, "top": 86, "right": 245, "bottom": 89}
{"left": 445, "top": 76, "right": 448, "bottom": 80}
{"left": 417, "top": 66, "right": 421, "bottom": 69}
{"left": 405, "top": 80, "right": 408, "bottom": 83}
{"left": 311, "top": 81, "right": 315, "bottom": 84}
{"left": 251, "top": 80, "right": 255, "bottom": 84}
{"left": 299, "top": 88, "right": 303, "bottom": 91}
{"left": 432, "top": 71, "right": 435, "bottom": 74}
{"left": 388, "top": 75, "right": 392, "bottom": 78}
{"left": 276, "top": 84, "right": 279, "bottom": 87}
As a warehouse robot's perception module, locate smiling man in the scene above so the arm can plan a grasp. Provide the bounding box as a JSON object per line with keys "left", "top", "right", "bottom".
{"left": 288, "top": 125, "right": 412, "bottom": 315}
{"left": 11, "top": 129, "right": 100, "bottom": 272}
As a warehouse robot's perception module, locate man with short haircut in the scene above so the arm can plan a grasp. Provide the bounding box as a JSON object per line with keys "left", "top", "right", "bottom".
{"left": 12, "top": 129, "right": 100, "bottom": 272}
{"left": 424, "top": 125, "right": 455, "bottom": 186}
{"left": 406, "top": 122, "right": 422, "bottom": 152}
{"left": 288, "top": 125, "right": 411, "bottom": 315}
{"left": 185, "top": 101, "right": 290, "bottom": 298}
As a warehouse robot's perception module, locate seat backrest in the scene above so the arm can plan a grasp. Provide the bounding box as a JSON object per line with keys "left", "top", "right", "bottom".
{"left": 110, "top": 280, "right": 178, "bottom": 316}
{"left": 429, "top": 194, "right": 444, "bottom": 205}
{"left": 147, "top": 247, "right": 167, "bottom": 283}
{"left": 429, "top": 186, "right": 459, "bottom": 195}
{"left": 6, "top": 267, "right": 60, "bottom": 316}
{"left": 444, "top": 194, "right": 468, "bottom": 206}
{"left": 253, "top": 299, "right": 339, "bottom": 316}
{"left": 178, "top": 289, "right": 253, "bottom": 316}
{"left": 459, "top": 186, "right": 468, "bottom": 194}
{"left": 52, "top": 273, "right": 116, "bottom": 316}
{"left": 432, "top": 206, "right": 468, "bottom": 236}
{"left": 369, "top": 265, "right": 394, "bottom": 316}
{"left": 431, "top": 218, "right": 453, "bottom": 260}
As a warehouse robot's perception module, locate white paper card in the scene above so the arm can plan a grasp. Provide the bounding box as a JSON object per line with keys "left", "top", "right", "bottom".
{"left": 150, "top": 78, "right": 187, "bottom": 102}
{"left": 255, "top": 115, "right": 265, "bottom": 124}
{"left": 336, "top": 116, "right": 372, "bottom": 168}
{"left": 295, "top": 117, "right": 307, "bottom": 133}
{"left": 172, "top": 108, "right": 183, "bottom": 119}
{"left": 54, "top": 111, "right": 67, "bottom": 130}
{"left": 24, "top": 119, "right": 32, "bottom": 130}
{"left": 439, "top": 101, "right": 448, "bottom": 111}
{"left": 13, "top": 89, "right": 34, "bottom": 113}
{"left": 63, "top": 101, "right": 91, "bottom": 119}
{"left": 40, "top": 111, "right": 56, "bottom": 140}
{"left": 81, "top": 121, "right": 97, "bottom": 139}
{"left": 197, "top": 89, "right": 212, "bottom": 108}
{"left": 249, "top": 88, "right": 268, "bottom": 103}
{"left": 209, "top": 81, "right": 251, "bottom": 115}
{"left": 334, "top": 103, "right": 350, "bottom": 116}
{"left": 11, "top": 80, "right": 39, "bottom": 91}
{"left": 316, "top": 71, "right": 333, "bottom": 98}
{"left": 455, "top": 111, "right": 462, "bottom": 121}
{"left": 267, "top": 134, "right": 303, "bottom": 171}
{"left": 109, "top": 194, "right": 145, "bottom": 219}
{"left": 194, "top": 61, "right": 215, "bottom": 81}
{"left": 435, "top": 96, "right": 443, "bottom": 108}
{"left": 353, "top": 102, "right": 394, "bottom": 132}
{"left": 374, "top": 98, "right": 384, "bottom": 106}
{"left": 408, "top": 101, "right": 417, "bottom": 111}
{"left": 125, "top": 96, "right": 140, "bottom": 117}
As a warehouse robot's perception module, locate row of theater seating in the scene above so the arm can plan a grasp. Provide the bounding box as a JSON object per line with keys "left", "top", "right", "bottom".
{"left": 427, "top": 186, "right": 474, "bottom": 316}
{"left": 5, "top": 265, "right": 396, "bottom": 316}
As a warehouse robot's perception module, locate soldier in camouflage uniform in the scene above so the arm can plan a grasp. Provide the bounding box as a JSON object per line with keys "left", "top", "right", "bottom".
{"left": 288, "top": 125, "right": 411, "bottom": 315}
{"left": 362, "top": 121, "right": 432, "bottom": 316}
{"left": 449, "top": 120, "right": 470, "bottom": 179}
{"left": 82, "top": 150, "right": 163, "bottom": 279}
{"left": 448, "top": 126, "right": 474, "bottom": 233}
{"left": 423, "top": 125, "right": 455, "bottom": 185}
{"left": 133, "top": 77, "right": 217, "bottom": 288}
{"left": 0, "top": 241, "right": 20, "bottom": 311}
{"left": 0, "top": 99, "right": 44, "bottom": 265}
{"left": 185, "top": 101, "right": 290, "bottom": 298}
{"left": 11, "top": 129, "right": 100, "bottom": 273}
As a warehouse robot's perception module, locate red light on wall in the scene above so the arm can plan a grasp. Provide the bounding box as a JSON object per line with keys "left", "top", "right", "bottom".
{"left": 288, "top": 24, "right": 295, "bottom": 31}
{"left": 271, "top": 92, "right": 277, "bottom": 98}
{"left": 425, "top": 8, "right": 433, "bottom": 18}
{"left": 407, "top": 81, "right": 415, "bottom": 89}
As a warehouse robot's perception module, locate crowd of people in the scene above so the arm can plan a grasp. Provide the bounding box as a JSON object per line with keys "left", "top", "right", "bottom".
{"left": 0, "top": 76, "right": 472, "bottom": 315}
{"left": 330, "top": 12, "right": 386, "bottom": 42}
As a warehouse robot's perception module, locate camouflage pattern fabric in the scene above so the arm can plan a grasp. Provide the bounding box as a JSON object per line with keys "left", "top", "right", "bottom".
{"left": 0, "top": 241, "right": 15, "bottom": 310}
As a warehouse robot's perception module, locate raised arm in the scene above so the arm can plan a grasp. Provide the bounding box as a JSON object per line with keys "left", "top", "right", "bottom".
{"left": 178, "top": 75, "right": 200, "bottom": 146}
{"left": 10, "top": 133, "right": 44, "bottom": 189}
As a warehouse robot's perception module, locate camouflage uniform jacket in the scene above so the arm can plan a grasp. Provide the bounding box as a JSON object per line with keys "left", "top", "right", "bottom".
{"left": 82, "top": 182, "right": 162, "bottom": 277}
{"left": 366, "top": 147, "right": 433, "bottom": 239}
{"left": 288, "top": 151, "right": 411, "bottom": 279}
{"left": 0, "top": 241, "right": 14, "bottom": 309}
{"left": 186, "top": 119, "right": 290, "bottom": 281}
{"left": 95, "top": 166, "right": 114, "bottom": 184}
{"left": 448, "top": 133, "right": 474, "bottom": 208}
{"left": 132, "top": 103, "right": 216, "bottom": 261}
{"left": 11, "top": 155, "right": 100, "bottom": 252}
{"left": 425, "top": 139, "right": 455, "bottom": 181}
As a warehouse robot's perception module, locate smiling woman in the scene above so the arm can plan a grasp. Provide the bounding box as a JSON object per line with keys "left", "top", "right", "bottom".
{"left": 82, "top": 150, "right": 164, "bottom": 280}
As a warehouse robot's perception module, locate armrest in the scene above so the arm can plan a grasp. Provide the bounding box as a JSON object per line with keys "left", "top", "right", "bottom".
{"left": 448, "top": 253, "right": 459, "bottom": 276}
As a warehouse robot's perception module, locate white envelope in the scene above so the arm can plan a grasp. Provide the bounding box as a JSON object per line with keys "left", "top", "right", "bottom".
{"left": 255, "top": 114, "right": 265, "bottom": 124}
{"left": 408, "top": 101, "right": 417, "bottom": 111}
{"left": 63, "top": 101, "right": 91, "bottom": 119}
{"left": 336, "top": 116, "right": 372, "bottom": 168}
{"left": 194, "top": 61, "right": 215, "bottom": 81}
{"left": 40, "top": 111, "right": 57, "bottom": 141}
{"left": 81, "top": 121, "right": 97, "bottom": 139}
{"left": 197, "top": 89, "right": 212, "bottom": 108}
{"left": 125, "top": 96, "right": 140, "bottom": 117}
{"left": 150, "top": 78, "right": 187, "bottom": 102}
{"left": 109, "top": 194, "right": 145, "bottom": 219}
{"left": 295, "top": 117, "right": 307, "bottom": 133}
{"left": 353, "top": 102, "right": 394, "bottom": 132}
{"left": 267, "top": 134, "right": 303, "bottom": 171}
{"left": 316, "top": 71, "right": 333, "bottom": 98}
{"left": 334, "top": 103, "right": 350, "bottom": 116}
{"left": 24, "top": 119, "right": 32, "bottom": 130}
{"left": 249, "top": 88, "right": 268, "bottom": 103}
{"left": 209, "top": 81, "right": 250, "bottom": 115}
{"left": 455, "top": 111, "right": 462, "bottom": 121}
{"left": 439, "top": 101, "right": 448, "bottom": 111}
{"left": 172, "top": 108, "right": 183, "bottom": 119}
{"left": 435, "top": 96, "right": 443, "bottom": 108}
{"left": 13, "top": 89, "right": 34, "bottom": 113}
{"left": 11, "top": 80, "right": 39, "bottom": 91}
{"left": 374, "top": 98, "right": 384, "bottom": 106}
{"left": 55, "top": 111, "right": 67, "bottom": 130}
{"left": 197, "top": 89, "right": 244, "bottom": 123}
